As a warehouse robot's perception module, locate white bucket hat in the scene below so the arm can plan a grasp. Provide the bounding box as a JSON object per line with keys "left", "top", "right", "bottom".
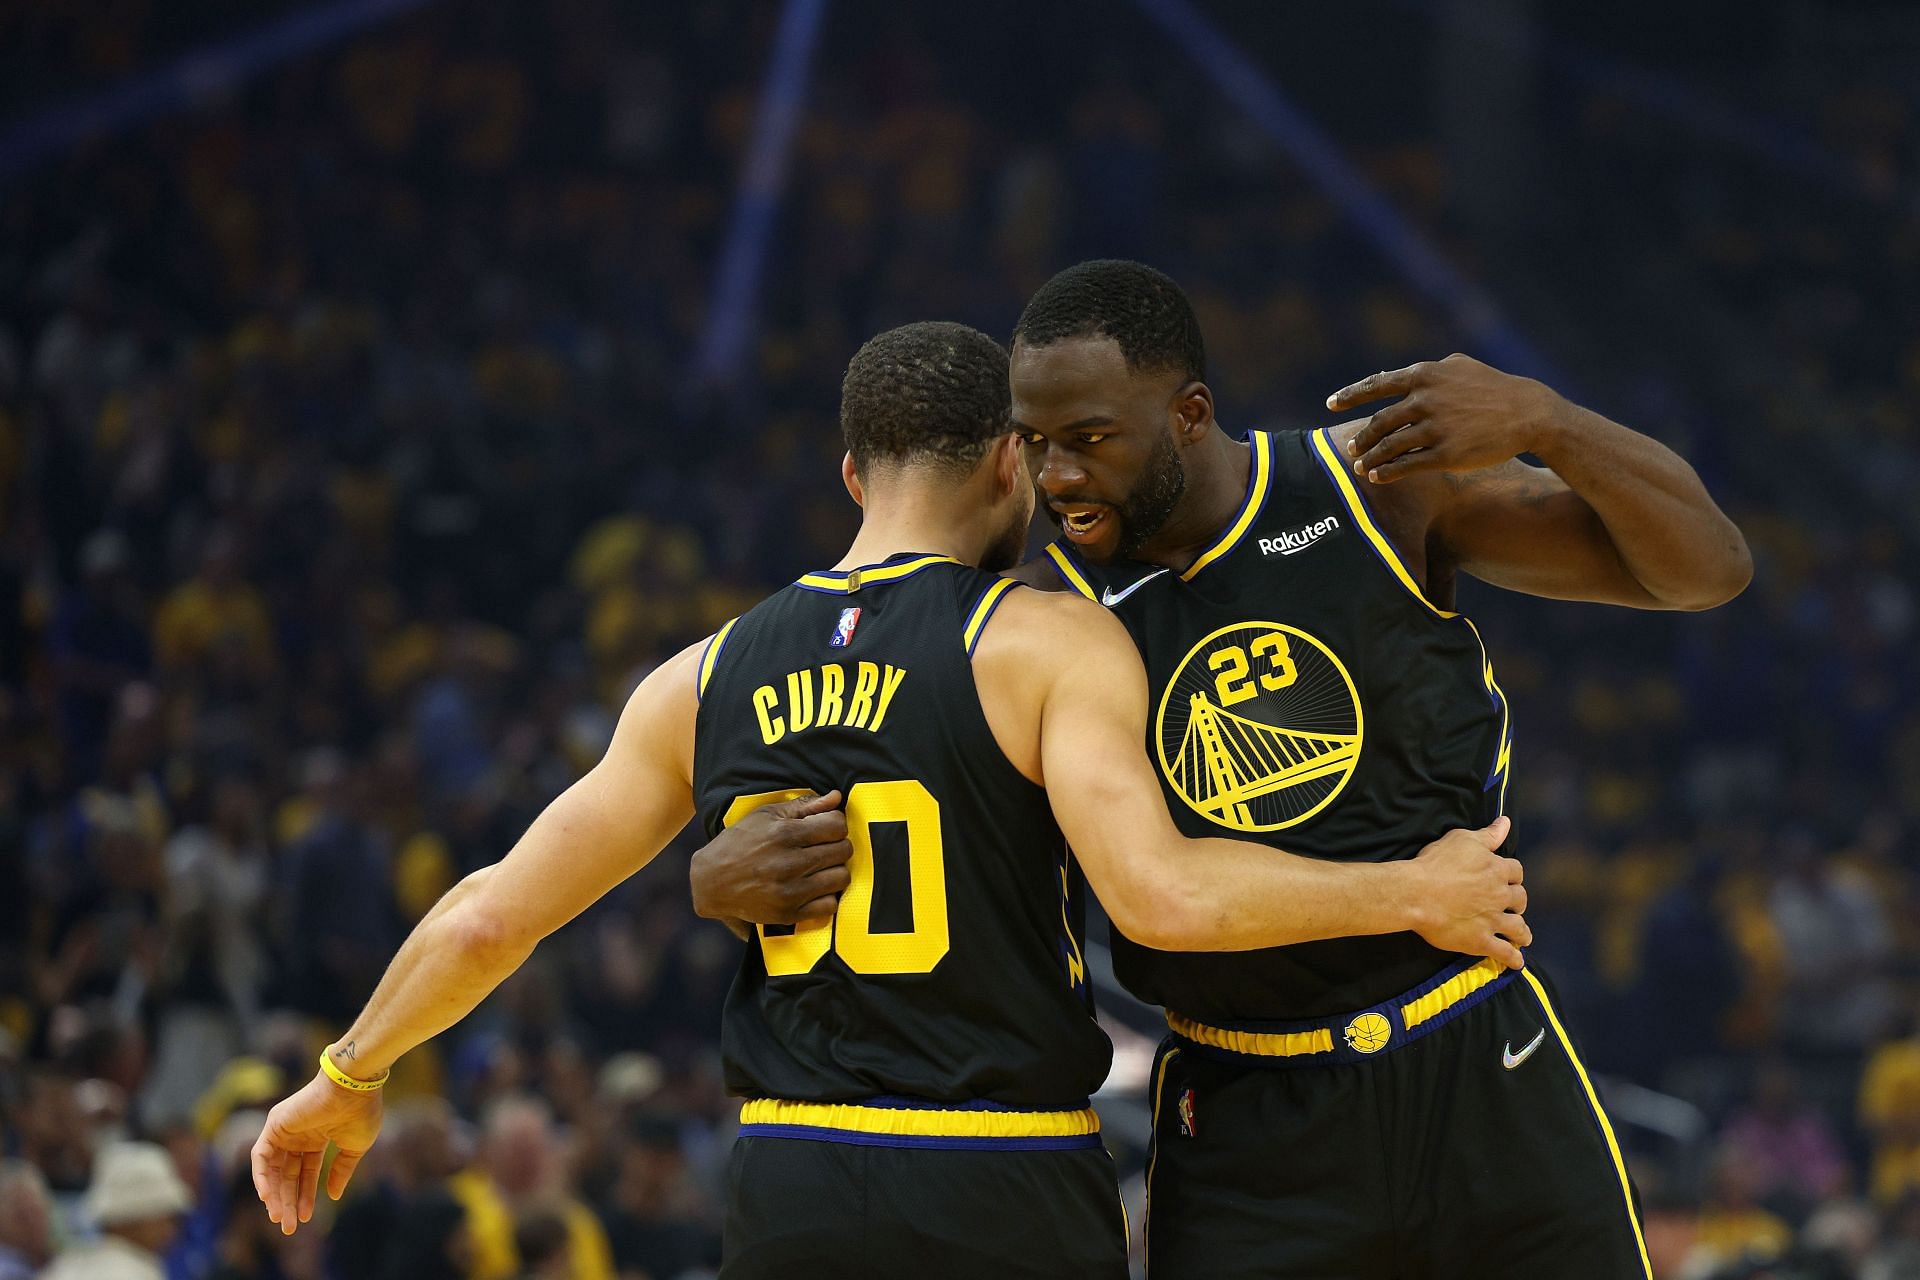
{"left": 84, "top": 1142, "right": 193, "bottom": 1227}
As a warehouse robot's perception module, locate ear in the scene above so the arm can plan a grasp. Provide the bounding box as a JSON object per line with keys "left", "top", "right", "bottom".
{"left": 991, "top": 433, "right": 1024, "bottom": 497}
{"left": 842, "top": 452, "right": 865, "bottom": 508}
{"left": 1172, "top": 380, "right": 1216, "bottom": 445}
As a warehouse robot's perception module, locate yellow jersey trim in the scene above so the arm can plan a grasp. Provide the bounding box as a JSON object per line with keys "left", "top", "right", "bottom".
{"left": 1180, "top": 431, "right": 1274, "bottom": 581}
{"left": 962, "top": 577, "right": 1020, "bottom": 654}
{"left": 1043, "top": 543, "right": 1098, "bottom": 600}
{"left": 1521, "top": 968, "right": 1654, "bottom": 1278}
{"left": 1166, "top": 1012, "right": 1335, "bottom": 1058}
{"left": 738, "top": 1098, "right": 1100, "bottom": 1139}
{"left": 1310, "top": 428, "right": 1457, "bottom": 619}
{"left": 696, "top": 617, "right": 739, "bottom": 700}
{"left": 1400, "top": 957, "right": 1506, "bottom": 1030}
{"left": 795, "top": 553, "right": 960, "bottom": 594}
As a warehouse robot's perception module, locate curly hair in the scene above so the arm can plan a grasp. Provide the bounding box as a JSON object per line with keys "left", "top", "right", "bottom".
{"left": 840, "top": 321, "right": 1012, "bottom": 476}
{"left": 1012, "top": 259, "right": 1205, "bottom": 382}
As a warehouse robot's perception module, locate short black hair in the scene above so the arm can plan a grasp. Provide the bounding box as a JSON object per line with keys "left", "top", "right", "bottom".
{"left": 841, "top": 321, "right": 1011, "bottom": 477}
{"left": 1012, "top": 259, "right": 1205, "bottom": 383}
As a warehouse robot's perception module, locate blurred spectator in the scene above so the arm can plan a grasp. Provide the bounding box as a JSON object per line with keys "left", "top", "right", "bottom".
{"left": 46, "top": 529, "right": 150, "bottom": 783}
{"left": 1688, "top": 1145, "right": 1794, "bottom": 1277}
{"left": 272, "top": 751, "right": 400, "bottom": 1022}
{"left": 1865, "top": 1193, "right": 1920, "bottom": 1280}
{"left": 510, "top": 1209, "right": 572, "bottom": 1280}
{"left": 1720, "top": 1059, "right": 1850, "bottom": 1215}
{"left": 325, "top": 1098, "right": 465, "bottom": 1280}
{"left": 1770, "top": 830, "right": 1899, "bottom": 1056}
{"left": 0, "top": 1160, "right": 54, "bottom": 1280}
{"left": 42, "top": 1142, "right": 192, "bottom": 1280}
{"left": 597, "top": 1115, "right": 717, "bottom": 1280}
{"left": 449, "top": 1095, "right": 615, "bottom": 1280}
{"left": 152, "top": 530, "right": 275, "bottom": 682}
{"left": 1862, "top": 1014, "right": 1920, "bottom": 1204}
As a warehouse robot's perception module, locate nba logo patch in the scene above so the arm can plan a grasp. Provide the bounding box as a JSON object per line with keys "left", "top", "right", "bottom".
{"left": 1176, "top": 1087, "right": 1198, "bottom": 1138}
{"left": 829, "top": 607, "right": 862, "bottom": 648}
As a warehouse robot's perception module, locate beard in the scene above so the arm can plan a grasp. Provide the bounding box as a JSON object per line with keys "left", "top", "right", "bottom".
{"left": 980, "top": 501, "right": 1031, "bottom": 575}
{"left": 1114, "top": 430, "right": 1187, "bottom": 558}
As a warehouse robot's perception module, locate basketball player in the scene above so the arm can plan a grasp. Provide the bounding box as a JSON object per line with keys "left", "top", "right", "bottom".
{"left": 248, "top": 322, "right": 1528, "bottom": 1279}
{"left": 693, "top": 263, "right": 1750, "bottom": 1278}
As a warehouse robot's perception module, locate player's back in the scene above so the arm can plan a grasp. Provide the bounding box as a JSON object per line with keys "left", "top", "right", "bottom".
{"left": 691, "top": 552, "right": 1112, "bottom": 1129}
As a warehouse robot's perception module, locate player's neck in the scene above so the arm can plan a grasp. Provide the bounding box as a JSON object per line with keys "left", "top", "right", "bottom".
{"left": 834, "top": 500, "right": 981, "bottom": 572}
{"left": 1130, "top": 428, "right": 1251, "bottom": 572}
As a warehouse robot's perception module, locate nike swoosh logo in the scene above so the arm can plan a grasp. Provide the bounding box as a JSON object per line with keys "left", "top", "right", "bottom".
{"left": 1502, "top": 1028, "right": 1547, "bottom": 1070}
{"left": 1100, "top": 569, "right": 1169, "bottom": 607}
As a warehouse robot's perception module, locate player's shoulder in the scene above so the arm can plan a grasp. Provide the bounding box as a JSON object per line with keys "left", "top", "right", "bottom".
{"left": 1009, "top": 554, "right": 1071, "bottom": 591}
{"left": 974, "top": 578, "right": 1131, "bottom": 663}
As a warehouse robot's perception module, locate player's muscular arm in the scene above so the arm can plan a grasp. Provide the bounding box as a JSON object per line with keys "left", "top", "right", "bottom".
{"left": 250, "top": 643, "right": 706, "bottom": 1235}
{"left": 320, "top": 641, "right": 704, "bottom": 1075}
{"left": 1328, "top": 355, "right": 1752, "bottom": 611}
{"left": 974, "top": 591, "right": 1529, "bottom": 962}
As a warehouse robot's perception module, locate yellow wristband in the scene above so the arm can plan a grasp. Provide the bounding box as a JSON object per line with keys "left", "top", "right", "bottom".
{"left": 319, "top": 1049, "right": 389, "bottom": 1093}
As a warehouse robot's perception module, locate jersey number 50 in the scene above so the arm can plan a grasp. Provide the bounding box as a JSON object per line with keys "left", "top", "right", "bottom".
{"left": 723, "top": 781, "right": 949, "bottom": 977}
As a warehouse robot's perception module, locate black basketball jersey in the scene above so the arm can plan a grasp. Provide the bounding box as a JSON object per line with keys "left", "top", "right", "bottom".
{"left": 1043, "top": 428, "right": 1513, "bottom": 1022}
{"left": 692, "top": 553, "right": 1112, "bottom": 1110}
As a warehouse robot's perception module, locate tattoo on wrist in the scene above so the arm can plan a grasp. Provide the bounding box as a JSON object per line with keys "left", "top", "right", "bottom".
{"left": 337, "top": 1040, "right": 356, "bottom": 1060}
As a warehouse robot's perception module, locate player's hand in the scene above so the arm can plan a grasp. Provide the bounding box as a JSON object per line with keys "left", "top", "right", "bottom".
{"left": 250, "top": 1069, "right": 384, "bottom": 1236}
{"left": 689, "top": 790, "right": 852, "bottom": 926}
{"left": 1405, "top": 816, "right": 1530, "bottom": 969}
{"left": 1328, "top": 354, "right": 1565, "bottom": 484}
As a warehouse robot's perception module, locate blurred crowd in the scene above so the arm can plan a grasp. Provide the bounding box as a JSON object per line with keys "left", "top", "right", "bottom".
{"left": 0, "top": 2, "right": 1916, "bottom": 1278}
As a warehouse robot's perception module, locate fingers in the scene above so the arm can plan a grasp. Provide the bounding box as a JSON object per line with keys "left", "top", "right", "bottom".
{"left": 327, "top": 1148, "right": 365, "bottom": 1201}
{"left": 793, "top": 833, "right": 854, "bottom": 875}
{"left": 1500, "top": 856, "right": 1524, "bottom": 884}
{"left": 278, "top": 1146, "right": 301, "bottom": 1235}
{"left": 779, "top": 789, "right": 843, "bottom": 817}
{"left": 250, "top": 1136, "right": 276, "bottom": 1222}
{"left": 794, "top": 893, "right": 842, "bottom": 921}
{"left": 1360, "top": 447, "right": 1451, "bottom": 485}
{"left": 803, "top": 863, "right": 852, "bottom": 899}
{"left": 1497, "top": 911, "right": 1533, "bottom": 949}
{"left": 1473, "top": 816, "right": 1512, "bottom": 850}
{"left": 1326, "top": 363, "right": 1423, "bottom": 412}
{"left": 1507, "top": 884, "right": 1528, "bottom": 914}
{"left": 784, "top": 808, "right": 850, "bottom": 852}
{"left": 1354, "top": 419, "right": 1434, "bottom": 476}
{"left": 1487, "top": 937, "right": 1526, "bottom": 970}
{"left": 296, "top": 1149, "right": 322, "bottom": 1224}
{"left": 1346, "top": 399, "right": 1425, "bottom": 462}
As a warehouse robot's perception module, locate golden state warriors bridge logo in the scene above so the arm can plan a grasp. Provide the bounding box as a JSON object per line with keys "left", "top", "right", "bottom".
{"left": 1155, "top": 621, "right": 1363, "bottom": 832}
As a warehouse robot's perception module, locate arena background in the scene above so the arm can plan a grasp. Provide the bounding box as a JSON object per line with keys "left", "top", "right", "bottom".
{"left": 2, "top": 1, "right": 1916, "bottom": 1277}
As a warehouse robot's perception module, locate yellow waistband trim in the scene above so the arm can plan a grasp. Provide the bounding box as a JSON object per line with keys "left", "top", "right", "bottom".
{"left": 738, "top": 1098, "right": 1100, "bottom": 1138}
{"left": 1165, "top": 1014, "right": 1335, "bottom": 1058}
{"left": 1400, "top": 957, "right": 1507, "bottom": 1030}
{"left": 1171, "top": 957, "right": 1511, "bottom": 1058}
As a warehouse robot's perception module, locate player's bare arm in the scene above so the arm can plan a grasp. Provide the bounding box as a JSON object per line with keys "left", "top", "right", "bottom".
{"left": 1326, "top": 353, "right": 1753, "bottom": 611}
{"left": 250, "top": 640, "right": 708, "bottom": 1236}
{"left": 969, "top": 587, "right": 1529, "bottom": 961}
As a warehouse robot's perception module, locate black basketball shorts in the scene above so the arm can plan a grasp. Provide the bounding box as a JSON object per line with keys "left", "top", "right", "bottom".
{"left": 1144, "top": 960, "right": 1651, "bottom": 1279}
